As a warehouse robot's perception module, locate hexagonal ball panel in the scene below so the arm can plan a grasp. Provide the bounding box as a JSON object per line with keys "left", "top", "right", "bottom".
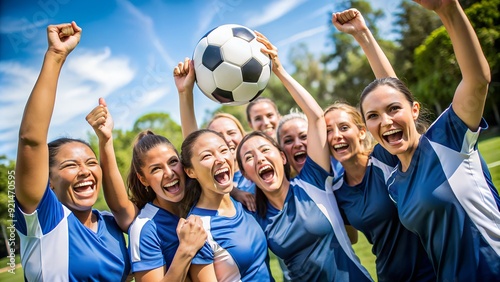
{"left": 220, "top": 37, "right": 252, "bottom": 66}
{"left": 213, "top": 61, "right": 243, "bottom": 91}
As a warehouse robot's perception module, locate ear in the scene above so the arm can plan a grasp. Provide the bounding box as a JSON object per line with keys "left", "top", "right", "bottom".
{"left": 184, "top": 167, "right": 197, "bottom": 179}
{"left": 136, "top": 172, "right": 149, "bottom": 187}
{"left": 412, "top": 102, "right": 420, "bottom": 121}
{"left": 280, "top": 151, "right": 287, "bottom": 165}
{"left": 359, "top": 128, "right": 367, "bottom": 140}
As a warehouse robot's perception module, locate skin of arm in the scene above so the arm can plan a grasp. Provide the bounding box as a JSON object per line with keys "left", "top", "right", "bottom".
{"left": 86, "top": 98, "right": 139, "bottom": 232}
{"left": 188, "top": 263, "right": 218, "bottom": 282}
{"left": 174, "top": 57, "right": 199, "bottom": 139}
{"left": 415, "top": 0, "right": 490, "bottom": 130}
{"left": 135, "top": 215, "right": 209, "bottom": 282}
{"left": 16, "top": 22, "right": 82, "bottom": 214}
{"left": 332, "top": 8, "right": 397, "bottom": 79}
{"left": 256, "top": 31, "right": 331, "bottom": 172}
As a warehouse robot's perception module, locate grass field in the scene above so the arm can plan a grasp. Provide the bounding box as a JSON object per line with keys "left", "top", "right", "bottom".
{"left": 2, "top": 136, "right": 499, "bottom": 282}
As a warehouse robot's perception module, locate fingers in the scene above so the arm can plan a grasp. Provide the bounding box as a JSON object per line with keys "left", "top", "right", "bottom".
{"left": 334, "top": 9, "right": 359, "bottom": 25}
{"left": 85, "top": 103, "right": 107, "bottom": 128}
{"left": 174, "top": 57, "right": 191, "bottom": 76}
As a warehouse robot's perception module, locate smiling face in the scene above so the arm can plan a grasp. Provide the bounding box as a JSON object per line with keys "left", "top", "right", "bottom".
{"left": 239, "top": 135, "right": 287, "bottom": 193}
{"left": 248, "top": 101, "right": 280, "bottom": 138}
{"left": 278, "top": 117, "right": 308, "bottom": 173}
{"left": 49, "top": 142, "right": 102, "bottom": 212}
{"left": 137, "top": 144, "right": 186, "bottom": 207}
{"left": 207, "top": 116, "right": 244, "bottom": 169}
{"left": 325, "top": 109, "right": 366, "bottom": 164}
{"left": 361, "top": 84, "right": 420, "bottom": 157}
{"left": 184, "top": 132, "right": 234, "bottom": 196}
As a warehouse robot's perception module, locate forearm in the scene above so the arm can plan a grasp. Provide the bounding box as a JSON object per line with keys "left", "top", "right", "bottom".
{"left": 19, "top": 51, "right": 66, "bottom": 145}
{"left": 178, "top": 89, "right": 198, "bottom": 138}
{"left": 160, "top": 244, "right": 198, "bottom": 282}
{"left": 437, "top": 3, "right": 490, "bottom": 85}
{"left": 100, "top": 137, "right": 137, "bottom": 231}
{"left": 352, "top": 29, "right": 396, "bottom": 79}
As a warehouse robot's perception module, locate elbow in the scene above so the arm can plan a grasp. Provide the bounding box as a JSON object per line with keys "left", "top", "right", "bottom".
{"left": 18, "top": 131, "right": 45, "bottom": 148}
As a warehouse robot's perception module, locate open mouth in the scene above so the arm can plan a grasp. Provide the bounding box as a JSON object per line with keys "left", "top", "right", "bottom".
{"left": 382, "top": 129, "right": 403, "bottom": 144}
{"left": 333, "top": 143, "right": 349, "bottom": 152}
{"left": 258, "top": 164, "right": 275, "bottom": 181}
{"left": 294, "top": 151, "right": 307, "bottom": 164}
{"left": 163, "top": 179, "right": 181, "bottom": 194}
{"left": 73, "top": 180, "right": 95, "bottom": 197}
{"left": 214, "top": 167, "right": 230, "bottom": 184}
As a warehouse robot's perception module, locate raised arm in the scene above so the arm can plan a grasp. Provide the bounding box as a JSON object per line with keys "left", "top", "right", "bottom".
{"left": 256, "top": 31, "right": 330, "bottom": 171}
{"left": 416, "top": 0, "right": 490, "bottom": 130}
{"left": 174, "top": 58, "right": 199, "bottom": 138}
{"left": 332, "top": 8, "right": 397, "bottom": 79}
{"left": 16, "top": 22, "right": 82, "bottom": 214}
{"left": 86, "top": 98, "right": 138, "bottom": 232}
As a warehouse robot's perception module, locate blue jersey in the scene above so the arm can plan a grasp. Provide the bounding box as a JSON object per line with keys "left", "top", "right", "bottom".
{"left": 129, "top": 203, "right": 184, "bottom": 273}
{"left": 330, "top": 155, "right": 344, "bottom": 180}
{"left": 15, "top": 185, "right": 130, "bottom": 281}
{"left": 388, "top": 106, "right": 500, "bottom": 280}
{"left": 190, "top": 198, "right": 272, "bottom": 282}
{"left": 234, "top": 170, "right": 255, "bottom": 194}
{"left": 333, "top": 145, "right": 435, "bottom": 282}
{"left": 257, "top": 157, "right": 372, "bottom": 282}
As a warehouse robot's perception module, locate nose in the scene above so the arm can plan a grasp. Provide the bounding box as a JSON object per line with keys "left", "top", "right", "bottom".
{"left": 331, "top": 127, "right": 342, "bottom": 140}
{"left": 163, "top": 167, "right": 174, "bottom": 178}
{"left": 78, "top": 165, "right": 91, "bottom": 176}
{"left": 381, "top": 113, "right": 393, "bottom": 127}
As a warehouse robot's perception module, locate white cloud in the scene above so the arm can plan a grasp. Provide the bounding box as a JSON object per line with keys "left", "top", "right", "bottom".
{"left": 244, "top": 0, "right": 307, "bottom": 28}
{"left": 0, "top": 48, "right": 135, "bottom": 160}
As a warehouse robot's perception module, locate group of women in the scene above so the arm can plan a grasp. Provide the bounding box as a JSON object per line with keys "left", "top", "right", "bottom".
{"left": 15, "top": 0, "right": 500, "bottom": 281}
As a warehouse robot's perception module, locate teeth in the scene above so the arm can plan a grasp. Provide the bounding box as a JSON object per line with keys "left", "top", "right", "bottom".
{"left": 383, "top": 129, "right": 402, "bottom": 136}
{"left": 294, "top": 151, "right": 306, "bottom": 157}
{"left": 258, "top": 165, "right": 272, "bottom": 174}
{"left": 74, "top": 181, "right": 93, "bottom": 188}
{"left": 164, "top": 179, "right": 179, "bottom": 188}
{"left": 215, "top": 168, "right": 229, "bottom": 175}
{"left": 334, "top": 144, "right": 348, "bottom": 149}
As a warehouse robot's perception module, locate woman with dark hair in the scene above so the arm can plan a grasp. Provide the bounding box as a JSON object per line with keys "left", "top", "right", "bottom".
{"left": 86, "top": 98, "right": 207, "bottom": 282}
{"left": 179, "top": 129, "right": 272, "bottom": 282}
{"left": 359, "top": 0, "right": 500, "bottom": 280}
{"left": 235, "top": 31, "right": 372, "bottom": 281}
{"left": 326, "top": 9, "right": 436, "bottom": 281}
{"left": 15, "top": 22, "right": 130, "bottom": 281}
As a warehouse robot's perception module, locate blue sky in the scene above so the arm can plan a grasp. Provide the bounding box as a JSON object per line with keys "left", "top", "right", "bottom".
{"left": 0, "top": 0, "right": 401, "bottom": 161}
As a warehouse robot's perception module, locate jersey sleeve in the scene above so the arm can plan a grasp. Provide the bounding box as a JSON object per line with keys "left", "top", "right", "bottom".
{"left": 15, "top": 183, "right": 64, "bottom": 236}
{"left": 129, "top": 220, "right": 165, "bottom": 272}
{"left": 426, "top": 105, "right": 488, "bottom": 153}
{"left": 296, "top": 156, "right": 333, "bottom": 191}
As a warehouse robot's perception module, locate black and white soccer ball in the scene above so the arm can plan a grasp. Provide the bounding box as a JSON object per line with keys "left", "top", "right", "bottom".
{"left": 193, "top": 24, "right": 271, "bottom": 106}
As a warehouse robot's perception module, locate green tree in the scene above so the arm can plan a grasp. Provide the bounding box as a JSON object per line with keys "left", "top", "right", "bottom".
{"left": 412, "top": 0, "right": 500, "bottom": 124}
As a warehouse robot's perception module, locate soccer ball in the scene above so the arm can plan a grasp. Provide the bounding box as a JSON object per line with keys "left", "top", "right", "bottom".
{"left": 193, "top": 24, "right": 271, "bottom": 106}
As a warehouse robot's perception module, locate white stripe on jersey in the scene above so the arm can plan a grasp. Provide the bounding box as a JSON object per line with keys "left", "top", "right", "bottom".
{"left": 430, "top": 139, "right": 500, "bottom": 256}
{"left": 129, "top": 204, "right": 160, "bottom": 263}
{"left": 200, "top": 216, "right": 242, "bottom": 282}
{"left": 19, "top": 205, "right": 71, "bottom": 281}
{"left": 292, "top": 176, "right": 372, "bottom": 281}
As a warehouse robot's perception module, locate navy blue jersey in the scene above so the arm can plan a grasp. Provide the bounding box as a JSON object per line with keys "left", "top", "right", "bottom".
{"left": 15, "top": 185, "right": 130, "bottom": 281}
{"left": 388, "top": 106, "right": 500, "bottom": 280}
{"left": 190, "top": 198, "right": 272, "bottom": 282}
{"left": 257, "top": 157, "right": 373, "bottom": 282}
{"left": 334, "top": 145, "right": 435, "bottom": 281}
